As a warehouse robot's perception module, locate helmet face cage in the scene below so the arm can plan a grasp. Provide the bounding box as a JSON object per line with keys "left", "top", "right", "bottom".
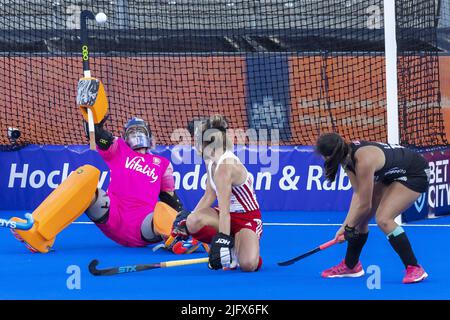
{"left": 124, "top": 118, "right": 152, "bottom": 150}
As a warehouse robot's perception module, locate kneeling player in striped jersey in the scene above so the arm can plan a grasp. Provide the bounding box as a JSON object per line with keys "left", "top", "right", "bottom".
{"left": 171, "top": 115, "right": 263, "bottom": 272}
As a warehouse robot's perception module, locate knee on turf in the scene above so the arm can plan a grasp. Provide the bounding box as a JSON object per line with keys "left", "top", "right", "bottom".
{"left": 239, "top": 256, "right": 260, "bottom": 272}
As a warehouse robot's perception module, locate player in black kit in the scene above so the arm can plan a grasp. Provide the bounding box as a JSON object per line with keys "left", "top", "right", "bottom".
{"left": 316, "top": 132, "right": 429, "bottom": 284}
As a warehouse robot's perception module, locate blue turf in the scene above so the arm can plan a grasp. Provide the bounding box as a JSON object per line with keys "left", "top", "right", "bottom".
{"left": 1, "top": 211, "right": 449, "bottom": 300}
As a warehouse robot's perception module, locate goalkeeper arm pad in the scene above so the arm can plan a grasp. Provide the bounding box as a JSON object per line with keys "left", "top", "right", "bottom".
{"left": 83, "top": 117, "right": 114, "bottom": 150}
{"left": 159, "top": 191, "right": 184, "bottom": 212}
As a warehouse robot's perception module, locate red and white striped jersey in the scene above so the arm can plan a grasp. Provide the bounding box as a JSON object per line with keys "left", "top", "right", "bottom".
{"left": 208, "top": 151, "right": 260, "bottom": 213}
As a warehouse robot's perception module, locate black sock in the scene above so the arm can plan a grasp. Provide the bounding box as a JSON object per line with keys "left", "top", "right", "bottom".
{"left": 345, "top": 232, "right": 368, "bottom": 269}
{"left": 388, "top": 232, "right": 418, "bottom": 268}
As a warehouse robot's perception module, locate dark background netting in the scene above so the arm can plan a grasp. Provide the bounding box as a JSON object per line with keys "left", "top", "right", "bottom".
{"left": 0, "top": 0, "right": 447, "bottom": 149}
{"left": 438, "top": 0, "right": 450, "bottom": 51}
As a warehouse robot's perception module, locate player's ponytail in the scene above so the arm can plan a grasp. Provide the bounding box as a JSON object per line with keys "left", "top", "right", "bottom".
{"left": 208, "top": 114, "right": 228, "bottom": 132}
{"left": 316, "top": 133, "right": 349, "bottom": 182}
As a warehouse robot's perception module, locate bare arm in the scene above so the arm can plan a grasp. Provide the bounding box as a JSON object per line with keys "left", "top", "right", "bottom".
{"left": 193, "top": 176, "right": 217, "bottom": 212}
{"left": 340, "top": 171, "right": 358, "bottom": 228}
{"left": 214, "top": 163, "right": 233, "bottom": 236}
{"left": 344, "top": 157, "right": 375, "bottom": 227}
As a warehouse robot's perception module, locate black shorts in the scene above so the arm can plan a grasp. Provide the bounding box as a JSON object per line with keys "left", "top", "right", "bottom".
{"left": 383, "top": 175, "right": 429, "bottom": 194}
{"left": 382, "top": 161, "right": 430, "bottom": 193}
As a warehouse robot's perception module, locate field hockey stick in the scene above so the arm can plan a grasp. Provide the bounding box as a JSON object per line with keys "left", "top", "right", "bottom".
{"left": 78, "top": 11, "right": 109, "bottom": 151}
{"left": 79, "top": 10, "right": 97, "bottom": 150}
{"left": 277, "top": 235, "right": 345, "bottom": 266}
{"left": 89, "top": 257, "right": 209, "bottom": 276}
{"left": 0, "top": 213, "right": 34, "bottom": 230}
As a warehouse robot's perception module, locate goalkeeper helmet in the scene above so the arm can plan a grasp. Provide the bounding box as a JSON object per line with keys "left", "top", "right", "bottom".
{"left": 124, "top": 117, "right": 152, "bottom": 150}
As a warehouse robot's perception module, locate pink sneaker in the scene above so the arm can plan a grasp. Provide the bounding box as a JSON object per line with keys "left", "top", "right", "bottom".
{"left": 402, "top": 265, "right": 428, "bottom": 284}
{"left": 321, "top": 259, "right": 365, "bottom": 278}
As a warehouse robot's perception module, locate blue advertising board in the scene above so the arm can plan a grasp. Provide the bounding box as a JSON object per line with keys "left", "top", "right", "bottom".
{"left": 1, "top": 145, "right": 449, "bottom": 222}
{"left": 0, "top": 145, "right": 352, "bottom": 213}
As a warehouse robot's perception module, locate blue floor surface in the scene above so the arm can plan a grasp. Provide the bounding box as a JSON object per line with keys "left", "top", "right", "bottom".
{"left": 1, "top": 211, "right": 449, "bottom": 300}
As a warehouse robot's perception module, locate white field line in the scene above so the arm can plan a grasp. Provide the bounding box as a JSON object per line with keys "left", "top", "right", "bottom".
{"left": 263, "top": 222, "right": 450, "bottom": 227}
{"left": 71, "top": 221, "right": 450, "bottom": 227}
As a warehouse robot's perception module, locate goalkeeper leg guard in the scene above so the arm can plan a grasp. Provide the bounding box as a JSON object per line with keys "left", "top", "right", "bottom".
{"left": 140, "top": 213, "right": 161, "bottom": 243}
{"left": 11, "top": 165, "right": 100, "bottom": 253}
{"left": 152, "top": 201, "right": 178, "bottom": 239}
{"left": 149, "top": 202, "right": 179, "bottom": 251}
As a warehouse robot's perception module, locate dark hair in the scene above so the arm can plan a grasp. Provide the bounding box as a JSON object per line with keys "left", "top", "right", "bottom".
{"left": 316, "top": 133, "right": 349, "bottom": 182}
{"left": 204, "top": 115, "right": 229, "bottom": 151}
{"left": 186, "top": 115, "right": 228, "bottom": 136}
{"left": 187, "top": 115, "right": 230, "bottom": 154}
{"left": 186, "top": 117, "right": 208, "bottom": 137}
{"left": 207, "top": 114, "right": 228, "bottom": 132}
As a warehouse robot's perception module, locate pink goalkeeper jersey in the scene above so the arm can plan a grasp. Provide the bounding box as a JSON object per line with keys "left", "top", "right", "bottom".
{"left": 98, "top": 138, "right": 174, "bottom": 222}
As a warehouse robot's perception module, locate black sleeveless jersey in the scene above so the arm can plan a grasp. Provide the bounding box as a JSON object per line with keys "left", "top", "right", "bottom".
{"left": 345, "top": 141, "right": 429, "bottom": 184}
